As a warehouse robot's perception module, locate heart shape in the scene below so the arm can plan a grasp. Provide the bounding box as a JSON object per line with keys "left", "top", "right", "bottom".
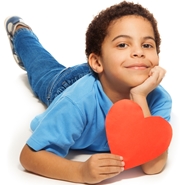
{"left": 105, "top": 99, "right": 172, "bottom": 170}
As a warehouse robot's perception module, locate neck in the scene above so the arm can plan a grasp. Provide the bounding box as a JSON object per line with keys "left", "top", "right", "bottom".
{"left": 98, "top": 73, "right": 131, "bottom": 103}
{"left": 100, "top": 82, "right": 130, "bottom": 103}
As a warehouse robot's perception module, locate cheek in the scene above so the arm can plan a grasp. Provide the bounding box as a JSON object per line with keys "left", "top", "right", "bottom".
{"left": 155, "top": 57, "right": 159, "bottom": 66}
{"left": 150, "top": 54, "right": 159, "bottom": 66}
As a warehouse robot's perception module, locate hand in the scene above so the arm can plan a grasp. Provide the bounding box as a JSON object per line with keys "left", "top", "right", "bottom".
{"left": 130, "top": 66, "right": 166, "bottom": 98}
{"left": 80, "top": 153, "right": 125, "bottom": 184}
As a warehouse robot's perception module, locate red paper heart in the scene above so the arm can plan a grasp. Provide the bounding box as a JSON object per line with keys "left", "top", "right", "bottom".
{"left": 105, "top": 99, "right": 172, "bottom": 170}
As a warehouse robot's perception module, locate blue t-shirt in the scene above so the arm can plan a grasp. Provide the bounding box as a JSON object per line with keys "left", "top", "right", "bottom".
{"left": 27, "top": 74, "right": 172, "bottom": 157}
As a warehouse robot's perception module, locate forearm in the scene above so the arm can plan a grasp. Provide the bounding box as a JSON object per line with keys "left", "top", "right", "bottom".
{"left": 20, "top": 145, "right": 125, "bottom": 184}
{"left": 20, "top": 145, "right": 84, "bottom": 183}
{"left": 141, "top": 150, "right": 168, "bottom": 174}
{"left": 130, "top": 94, "right": 168, "bottom": 174}
{"left": 130, "top": 94, "right": 151, "bottom": 117}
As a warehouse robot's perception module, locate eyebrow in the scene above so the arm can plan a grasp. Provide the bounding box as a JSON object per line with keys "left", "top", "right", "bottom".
{"left": 111, "top": 35, "right": 156, "bottom": 42}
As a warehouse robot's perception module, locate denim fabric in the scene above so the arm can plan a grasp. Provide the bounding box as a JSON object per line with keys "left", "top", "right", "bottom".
{"left": 13, "top": 28, "right": 91, "bottom": 106}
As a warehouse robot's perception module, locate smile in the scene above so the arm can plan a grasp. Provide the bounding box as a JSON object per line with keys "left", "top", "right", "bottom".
{"left": 127, "top": 66, "right": 148, "bottom": 70}
{"left": 125, "top": 63, "right": 150, "bottom": 70}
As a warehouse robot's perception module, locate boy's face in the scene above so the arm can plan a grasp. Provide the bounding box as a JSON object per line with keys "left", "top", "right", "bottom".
{"left": 98, "top": 15, "right": 159, "bottom": 92}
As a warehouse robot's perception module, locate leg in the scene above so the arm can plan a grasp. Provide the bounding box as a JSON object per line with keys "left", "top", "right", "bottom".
{"left": 13, "top": 28, "right": 64, "bottom": 103}
{"left": 13, "top": 28, "right": 91, "bottom": 106}
{"left": 5, "top": 16, "right": 91, "bottom": 106}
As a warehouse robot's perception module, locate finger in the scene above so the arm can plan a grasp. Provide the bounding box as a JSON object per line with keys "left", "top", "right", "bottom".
{"left": 149, "top": 67, "right": 165, "bottom": 83}
{"left": 96, "top": 157, "right": 125, "bottom": 173}
{"left": 155, "top": 70, "right": 166, "bottom": 83}
{"left": 99, "top": 166, "right": 124, "bottom": 175}
{"left": 98, "top": 159, "right": 125, "bottom": 174}
{"left": 97, "top": 153, "right": 124, "bottom": 161}
{"left": 96, "top": 167, "right": 123, "bottom": 183}
{"left": 152, "top": 66, "right": 166, "bottom": 78}
{"left": 159, "top": 68, "right": 166, "bottom": 81}
{"left": 98, "top": 158, "right": 125, "bottom": 168}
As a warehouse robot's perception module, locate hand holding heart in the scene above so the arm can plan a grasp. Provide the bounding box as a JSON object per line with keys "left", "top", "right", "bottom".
{"left": 105, "top": 100, "right": 172, "bottom": 170}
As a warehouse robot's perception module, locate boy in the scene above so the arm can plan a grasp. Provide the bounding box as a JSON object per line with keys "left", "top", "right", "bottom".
{"left": 5, "top": 1, "right": 172, "bottom": 184}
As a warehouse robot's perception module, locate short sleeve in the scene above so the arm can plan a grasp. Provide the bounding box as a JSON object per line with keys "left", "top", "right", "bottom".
{"left": 27, "top": 96, "right": 86, "bottom": 157}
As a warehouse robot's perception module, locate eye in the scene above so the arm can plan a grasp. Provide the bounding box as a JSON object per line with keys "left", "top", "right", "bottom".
{"left": 117, "top": 43, "right": 128, "bottom": 48}
{"left": 142, "top": 44, "right": 153, "bottom": 48}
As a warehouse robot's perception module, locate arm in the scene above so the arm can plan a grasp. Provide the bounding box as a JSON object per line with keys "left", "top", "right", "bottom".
{"left": 20, "top": 144, "right": 125, "bottom": 184}
{"left": 141, "top": 150, "right": 168, "bottom": 174}
{"left": 130, "top": 66, "right": 168, "bottom": 174}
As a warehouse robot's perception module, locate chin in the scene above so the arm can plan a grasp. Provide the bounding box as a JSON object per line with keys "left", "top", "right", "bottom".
{"left": 129, "top": 73, "right": 149, "bottom": 86}
{"left": 131, "top": 78, "right": 148, "bottom": 87}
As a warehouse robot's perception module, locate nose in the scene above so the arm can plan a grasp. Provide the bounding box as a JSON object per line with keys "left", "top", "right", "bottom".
{"left": 131, "top": 46, "right": 145, "bottom": 58}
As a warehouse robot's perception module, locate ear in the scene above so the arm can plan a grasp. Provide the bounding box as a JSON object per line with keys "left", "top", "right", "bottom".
{"left": 88, "top": 53, "right": 103, "bottom": 73}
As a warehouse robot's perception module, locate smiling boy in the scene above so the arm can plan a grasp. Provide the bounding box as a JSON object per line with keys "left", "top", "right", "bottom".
{"left": 91, "top": 15, "right": 160, "bottom": 104}
{"left": 5, "top": 1, "right": 172, "bottom": 184}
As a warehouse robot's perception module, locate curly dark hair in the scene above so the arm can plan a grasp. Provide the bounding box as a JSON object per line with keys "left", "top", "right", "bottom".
{"left": 85, "top": 1, "right": 161, "bottom": 60}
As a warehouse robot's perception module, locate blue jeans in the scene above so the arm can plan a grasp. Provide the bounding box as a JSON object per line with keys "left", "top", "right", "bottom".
{"left": 13, "top": 28, "right": 91, "bottom": 106}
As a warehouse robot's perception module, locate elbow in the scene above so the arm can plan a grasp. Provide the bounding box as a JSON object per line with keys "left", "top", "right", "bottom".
{"left": 141, "top": 162, "right": 166, "bottom": 175}
{"left": 19, "top": 144, "right": 33, "bottom": 171}
{"left": 141, "top": 151, "right": 168, "bottom": 175}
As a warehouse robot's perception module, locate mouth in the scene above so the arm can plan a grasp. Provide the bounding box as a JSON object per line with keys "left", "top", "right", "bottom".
{"left": 125, "top": 64, "right": 150, "bottom": 70}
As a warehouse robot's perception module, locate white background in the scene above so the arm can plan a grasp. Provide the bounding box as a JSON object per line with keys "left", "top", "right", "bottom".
{"left": 0, "top": 0, "right": 180, "bottom": 184}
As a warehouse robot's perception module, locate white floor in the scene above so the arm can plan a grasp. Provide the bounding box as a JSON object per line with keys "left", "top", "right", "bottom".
{"left": 1, "top": 0, "right": 180, "bottom": 184}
